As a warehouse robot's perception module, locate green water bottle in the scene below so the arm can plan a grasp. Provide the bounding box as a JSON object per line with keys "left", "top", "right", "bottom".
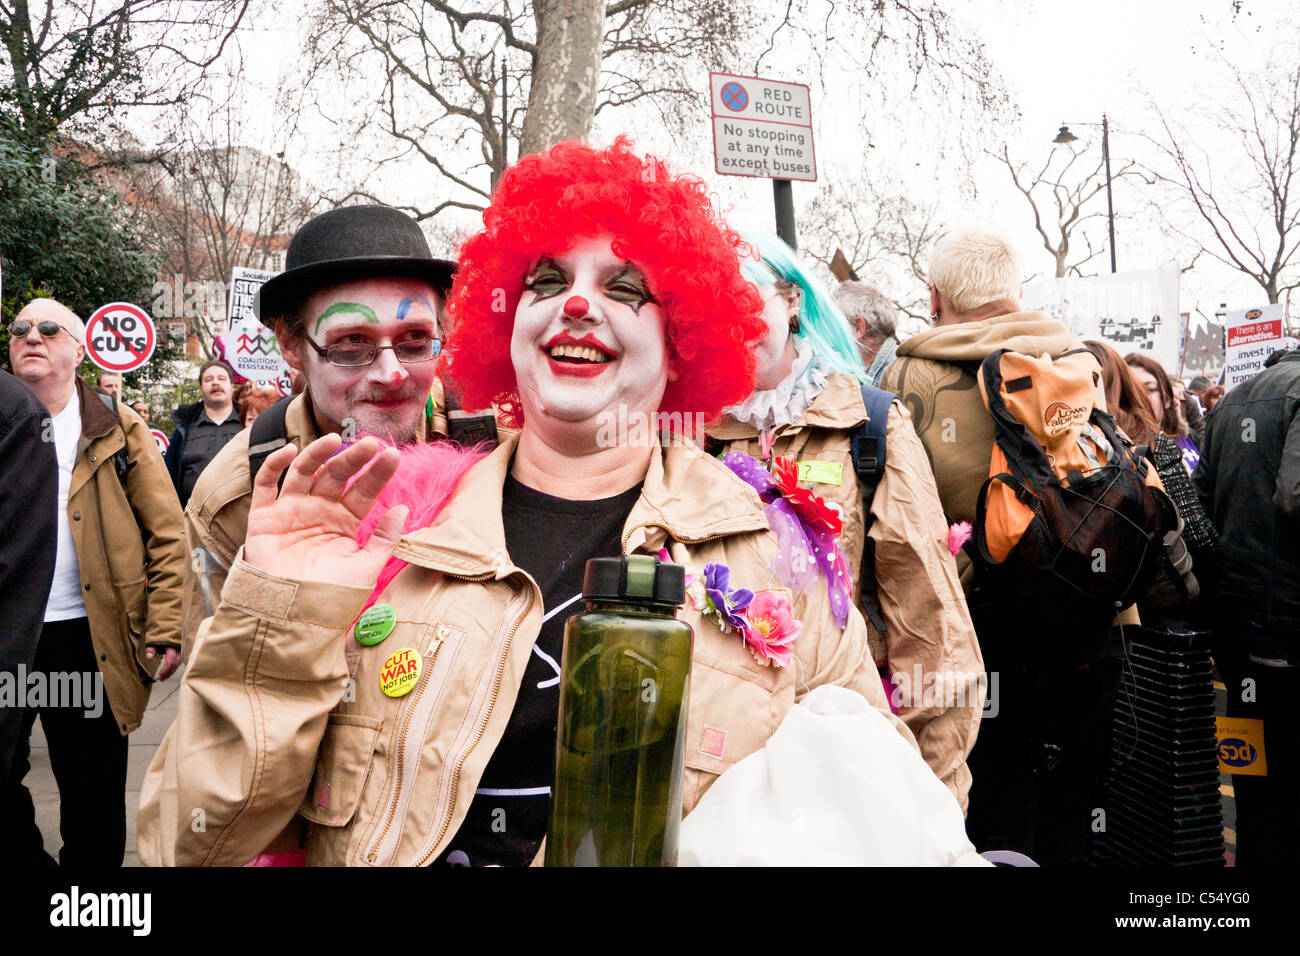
{"left": 546, "top": 554, "right": 693, "bottom": 867}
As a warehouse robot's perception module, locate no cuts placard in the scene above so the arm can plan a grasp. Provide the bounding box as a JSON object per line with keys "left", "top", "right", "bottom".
{"left": 85, "top": 302, "right": 156, "bottom": 373}
{"left": 709, "top": 72, "right": 816, "bottom": 182}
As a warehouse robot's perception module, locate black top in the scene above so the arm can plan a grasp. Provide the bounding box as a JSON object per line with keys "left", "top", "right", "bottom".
{"left": 1194, "top": 352, "right": 1300, "bottom": 643}
{"left": 179, "top": 409, "right": 241, "bottom": 504}
{"left": 433, "top": 473, "right": 642, "bottom": 867}
{"left": 0, "top": 369, "right": 58, "bottom": 780}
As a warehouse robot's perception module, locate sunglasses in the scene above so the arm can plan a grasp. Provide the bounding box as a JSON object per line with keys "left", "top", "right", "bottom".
{"left": 8, "top": 319, "right": 78, "bottom": 342}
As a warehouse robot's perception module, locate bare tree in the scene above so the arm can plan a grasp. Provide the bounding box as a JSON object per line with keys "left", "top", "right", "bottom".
{"left": 0, "top": 0, "right": 251, "bottom": 144}
{"left": 800, "top": 174, "right": 943, "bottom": 331}
{"left": 300, "top": 0, "right": 748, "bottom": 219}
{"left": 121, "top": 76, "right": 320, "bottom": 356}
{"left": 1148, "top": 48, "right": 1300, "bottom": 304}
{"left": 300, "top": 0, "right": 1006, "bottom": 222}
{"left": 519, "top": 0, "right": 605, "bottom": 155}
{"left": 992, "top": 141, "right": 1145, "bottom": 279}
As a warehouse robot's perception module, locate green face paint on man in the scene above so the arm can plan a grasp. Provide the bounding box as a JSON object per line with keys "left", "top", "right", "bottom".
{"left": 281, "top": 278, "right": 444, "bottom": 443}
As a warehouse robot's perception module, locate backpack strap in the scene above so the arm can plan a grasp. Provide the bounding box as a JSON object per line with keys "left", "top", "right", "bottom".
{"left": 96, "top": 391, "right": 132, "bottom": 485}
{"left": 443, "top": 387, "right": 499, "bottom": 446}
{"left": 247, "top": 394, "right": 293, "bottom": 489}
{"left": 851, "top": 384, "right": 896, "bottom": 635}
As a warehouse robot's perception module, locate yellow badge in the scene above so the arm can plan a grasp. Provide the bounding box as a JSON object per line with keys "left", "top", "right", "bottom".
{"left": 797, "top": 460, "right": 843, "bottom": 486}
{"left": 379, "top": 646, "right": 422, "bottom": 698}
{"left": 1215, "top": 716, "right": 1268, "bottom": 776}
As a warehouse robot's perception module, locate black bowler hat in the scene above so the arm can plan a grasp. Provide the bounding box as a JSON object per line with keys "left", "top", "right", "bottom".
{"left": 255, "top": 205, "right": 456, "bottom": 329}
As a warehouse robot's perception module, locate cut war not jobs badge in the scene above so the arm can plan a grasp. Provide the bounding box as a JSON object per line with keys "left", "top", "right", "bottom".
{"left": 379, "top": 647, "right": 422, "bottom": 698}
{"left": 355, "top": 603, "right": 397, "bottom": 646}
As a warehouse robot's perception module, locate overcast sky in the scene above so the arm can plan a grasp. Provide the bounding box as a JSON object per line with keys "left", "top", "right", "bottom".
{"left": 179, "top": 0, "right": 1294, "bottom": 328}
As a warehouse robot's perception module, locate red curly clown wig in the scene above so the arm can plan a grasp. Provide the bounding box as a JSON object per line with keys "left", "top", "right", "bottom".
{"left": 441, "top": 136, "right": 766, "bottom": 427}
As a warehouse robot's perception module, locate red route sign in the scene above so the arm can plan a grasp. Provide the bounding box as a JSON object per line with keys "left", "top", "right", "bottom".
{"left": 86, "top": 302, "right": 156, "bottom": 372}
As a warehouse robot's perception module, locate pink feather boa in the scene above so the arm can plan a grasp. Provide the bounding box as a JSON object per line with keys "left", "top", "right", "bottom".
{"left": 352, "top": 440, "right": 490, "bottom": 609}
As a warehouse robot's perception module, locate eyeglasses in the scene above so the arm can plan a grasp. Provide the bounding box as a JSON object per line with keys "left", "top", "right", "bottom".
{"left": 8, "top": 319, "right": 78, "bottom": 341}
{"left": 304, "top": 334, "right": 442, "bottom": 367}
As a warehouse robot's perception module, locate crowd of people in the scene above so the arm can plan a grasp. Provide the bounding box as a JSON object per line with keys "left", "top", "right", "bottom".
{"left": 1, "top": 137, "right": 1296, "bottom": 868}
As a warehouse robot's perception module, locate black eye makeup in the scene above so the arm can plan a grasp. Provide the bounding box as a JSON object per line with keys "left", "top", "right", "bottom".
{"left": 523, "top": 257, "right": 658, "bottom": 311}
{"left": 605, "top": 266, "right": 658, "bottom": 313}
{"left": 524, "top": 260, "right": 569, "bottom": 303}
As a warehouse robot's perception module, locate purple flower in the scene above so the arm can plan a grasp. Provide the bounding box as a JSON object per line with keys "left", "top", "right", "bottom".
{"left": 703, "top": 562, "right": 754, "bottom": 632}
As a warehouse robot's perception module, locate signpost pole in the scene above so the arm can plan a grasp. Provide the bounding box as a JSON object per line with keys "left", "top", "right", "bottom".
{"left": 773, "top": 180, "right": 797, "bottom": 250}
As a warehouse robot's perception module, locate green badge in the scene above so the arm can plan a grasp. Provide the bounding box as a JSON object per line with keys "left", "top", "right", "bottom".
{"left": 355, "top": 604, "right": 397, "bottom": 646}
{"left": 797, "top": 460, "right": 844, "bottom": 486}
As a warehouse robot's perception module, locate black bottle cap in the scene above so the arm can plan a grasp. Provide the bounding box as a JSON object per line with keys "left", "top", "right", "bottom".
{"left": 582, "top": 555, "right": 686, "bottom": 608}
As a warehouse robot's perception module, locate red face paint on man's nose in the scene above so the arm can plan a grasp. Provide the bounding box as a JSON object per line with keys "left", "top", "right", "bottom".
{"left": 563, "top": 295, "right": 589, "bottom": 318}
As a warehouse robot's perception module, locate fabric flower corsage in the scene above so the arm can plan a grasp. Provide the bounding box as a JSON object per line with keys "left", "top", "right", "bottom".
{"left": 741, "top": 590, "right": 802, "bottom": 667}
{"left": 722, "top": 451, "right": 853, "bottom": 629}
{"left": 656, "top": 551, "right": 800, "bottom": 667}
{"left": 700, "top": 563, "right": 755, "bottom": 632}
{"left": 947, "top": 520, "right": 973, "bottom": 556}
{"left": 769, "top": 456, "right": 843, "bottom": 536}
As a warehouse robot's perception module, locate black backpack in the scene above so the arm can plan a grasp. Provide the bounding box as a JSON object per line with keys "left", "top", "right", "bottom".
{"left": 851, "top": 384, "right": 895, "bottom": 633}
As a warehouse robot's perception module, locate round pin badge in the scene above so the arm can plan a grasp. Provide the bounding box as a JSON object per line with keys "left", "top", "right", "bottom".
{"left": 379, "top": 647, "right": 422, "bottom": 698}
{"left": 355, "top": 603, "right": 397, "bottom": 646}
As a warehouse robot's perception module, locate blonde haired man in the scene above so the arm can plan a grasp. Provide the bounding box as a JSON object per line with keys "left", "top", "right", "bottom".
{"left": 926, "top": 227, "right": 1023, "bottom": 321}
{"left": 880, "top": 226, "right": 1117, "bottom": 866}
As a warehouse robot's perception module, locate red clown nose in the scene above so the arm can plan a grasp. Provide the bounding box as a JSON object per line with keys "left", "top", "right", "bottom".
{"left": 563, "top": 295, "right": 589, "bottom": 318}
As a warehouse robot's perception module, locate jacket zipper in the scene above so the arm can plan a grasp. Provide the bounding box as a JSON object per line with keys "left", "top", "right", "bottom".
{"left": 413, "top": 583, "right": 535, "bottom": 866}
{"left": 363, "top": 628, "right": 450, "bottom": 865}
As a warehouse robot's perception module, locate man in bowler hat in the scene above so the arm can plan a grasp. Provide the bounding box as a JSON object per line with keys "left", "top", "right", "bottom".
{"left": 177, "top": 205, "right": 458, "bottom": 657}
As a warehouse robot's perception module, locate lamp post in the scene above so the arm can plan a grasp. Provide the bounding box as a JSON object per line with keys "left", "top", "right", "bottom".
{"left": 1054, "top": 115, "right": 1116, "bottom": 273}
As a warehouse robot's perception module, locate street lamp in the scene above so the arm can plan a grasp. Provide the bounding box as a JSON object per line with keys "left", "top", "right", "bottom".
{"left": 1053, "top": 115, "right": 1116, "bottom": 273}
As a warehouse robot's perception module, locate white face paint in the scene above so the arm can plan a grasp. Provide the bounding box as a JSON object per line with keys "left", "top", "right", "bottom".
{"left": 752, "top": 281, "right": 799, "bottom": 391}
{"left": 288, "top": 277, "right": 443, "bottom": 443}
{"left": 511, "top": 232, "right": 670, "bottom": 431}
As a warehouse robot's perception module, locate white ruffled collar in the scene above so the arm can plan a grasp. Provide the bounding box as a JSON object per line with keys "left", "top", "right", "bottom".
{"left": 725, "top": 336, "right": 831, "bottom": 431}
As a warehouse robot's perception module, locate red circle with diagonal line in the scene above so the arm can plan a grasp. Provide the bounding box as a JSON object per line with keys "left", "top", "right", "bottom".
{"left": 85, "top": 302, "right": 156, "bottom": 372}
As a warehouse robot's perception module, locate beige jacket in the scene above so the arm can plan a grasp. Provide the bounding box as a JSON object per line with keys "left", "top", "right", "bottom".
{"left": 68, "top": 379, "right": 186, "bottom": 733}
{"left": 708, "top": 374, "right": 983, "bottom": 809}
{"left": 138, "top": 434, "right": 915, "bottom": 866}
{"left": 180, "top": 387, "right": 448, "bottom": 659}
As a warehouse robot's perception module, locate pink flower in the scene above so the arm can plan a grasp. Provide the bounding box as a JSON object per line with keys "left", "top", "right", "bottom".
{"left": 741, "top": 591, "right": 802, "bottom": 667}
{"left": 947, "top": 521, "right": 973, "bottom": 556}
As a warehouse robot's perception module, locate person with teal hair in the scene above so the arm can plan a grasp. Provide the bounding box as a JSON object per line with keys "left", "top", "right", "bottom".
{"left": 736, "top": 231, "right": 867, "bottom": 389}
{"left": 707, "top": 231, "right": 985, "bottom": 814}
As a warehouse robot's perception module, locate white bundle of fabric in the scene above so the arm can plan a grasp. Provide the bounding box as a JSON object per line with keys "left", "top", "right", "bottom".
{"left": 679, "top": 685, "right": 990, "bottom": 866}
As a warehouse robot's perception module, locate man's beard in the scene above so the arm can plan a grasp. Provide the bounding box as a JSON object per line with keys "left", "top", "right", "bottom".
{"left": 345, "top": 386, "right": 423, "bottom": 444}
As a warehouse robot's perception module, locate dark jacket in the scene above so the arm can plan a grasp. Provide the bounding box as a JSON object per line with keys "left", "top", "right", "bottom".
{"left": 1194, "top": 352, "right": 1300, "bottom": 641}
{"left": 0, "top": 369, "right": 57, "bottom": 781}
{"left": 165, "top": 399, "right": 240, "bottom": 507}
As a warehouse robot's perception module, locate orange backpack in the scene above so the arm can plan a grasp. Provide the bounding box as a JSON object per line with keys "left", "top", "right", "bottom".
{"left": 971, "top": 348, "right": 1176, "bottom": 624}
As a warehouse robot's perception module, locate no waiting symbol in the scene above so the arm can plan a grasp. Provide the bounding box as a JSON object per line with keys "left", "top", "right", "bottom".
{"left": 721, "top": 82, "right": 748, "bottom": 111}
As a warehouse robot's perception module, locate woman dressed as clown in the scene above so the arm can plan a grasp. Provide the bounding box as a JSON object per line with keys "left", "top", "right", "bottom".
{"left": 707, "top": 232, "right": 985, "bottom": 812}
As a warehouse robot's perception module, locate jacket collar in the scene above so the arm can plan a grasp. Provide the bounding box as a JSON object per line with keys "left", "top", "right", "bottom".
{"left": 395, "top": 433, "right": 771, "bottom": 577}
{"left": 707, "top": 372, "right": 868, "bottom": 440}
{"left": 77, "top": 378, "right": 119, "bottom": 441}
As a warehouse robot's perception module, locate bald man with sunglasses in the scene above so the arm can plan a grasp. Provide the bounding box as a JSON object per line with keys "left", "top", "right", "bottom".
{"left": 3, "top": 297, "right": 185, "bottom": 866}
